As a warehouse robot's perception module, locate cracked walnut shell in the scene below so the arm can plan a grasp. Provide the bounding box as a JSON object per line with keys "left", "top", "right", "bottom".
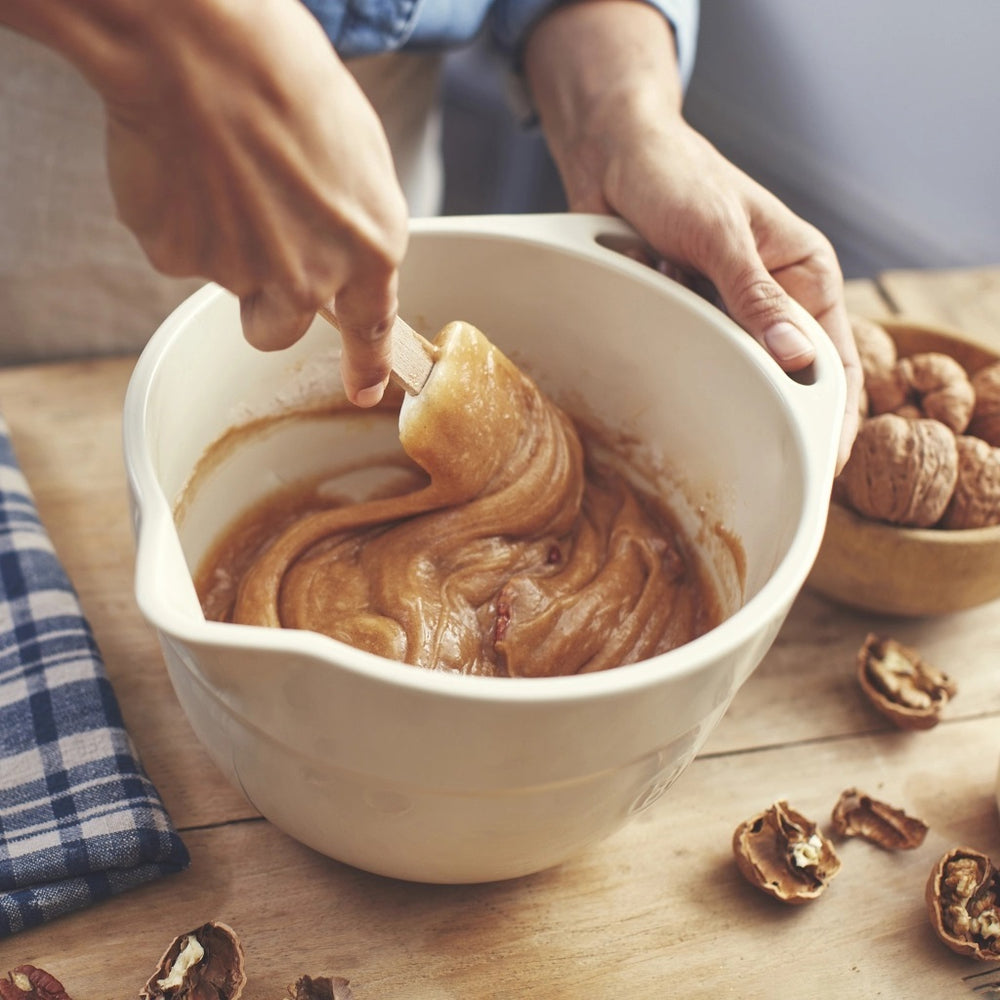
{"left": 830, "top": 788, "right": 928, "bottom": 850}
{"left": 927, "top": 847, "right": 1000, "bottom": 960}
{"left": 838, "top": 414, "right": 958, "bottom": 527}
{"left": 732, "top": 800, "right": 841, "bottom": 904}
{"left": 141, "top": 922, "right": 246, "bottom": 1000}
{"left": 940, "top": 435, "right": 1000, "bottom": 529}
{"left": 969, "top": 361, "right": 1000, "bottom": 446}
{"left": 857, "top": 633, "right": 956, "bottom": 730}
{"left": 0, "top": 967, "right": 71, "bottom": 1000}
{"left": 286, "top": 977, "right": 354, "bottom": 1000}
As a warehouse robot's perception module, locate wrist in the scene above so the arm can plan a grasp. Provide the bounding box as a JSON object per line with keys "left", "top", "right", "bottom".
{"left": 523, "top": 1, "right": 684, "bottom": 205}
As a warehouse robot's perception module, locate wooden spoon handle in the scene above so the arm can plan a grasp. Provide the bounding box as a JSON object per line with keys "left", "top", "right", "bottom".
{"left": 317, "top": 304, "right": 437, "bottom": 396}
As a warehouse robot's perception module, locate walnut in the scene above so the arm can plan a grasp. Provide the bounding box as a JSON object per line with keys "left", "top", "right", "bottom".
{"left": 969, "top": 361, "right": 1000, "bottom": 446}
{"left": 837, "top": 414, "right": 959, "bottom": 527}
{"left": 0, "top": 968, "right": 71, "bottom": 1000}
{"left": 857, "top": 633, "right": 957, "bottom": 730}
{"left": 141, "top": 922, "right": 246, "bottom": 1000}
{"left": 830, "top": 788, "right": 928, "bottom": 850}
{"left": 940, "top": 435, "right": 1000, "bottom": 529}
{"left": 286, "top": 977, "right": 354, "bottom": 1000}
{"left": 926, "top": 847, "right": 1000, "bottom": 961}
{"left": 732, "top": 800, "right": 841, "bottom": 904}
{"left": 868, "top": 352, "right": 975, "bottom": 433}
{"left": 850, "top": 316, "right": 898, "bottom": 387}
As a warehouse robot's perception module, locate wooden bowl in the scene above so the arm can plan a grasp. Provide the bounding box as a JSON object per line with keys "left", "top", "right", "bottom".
{"left": 807, "top": 318, "right": 1000, "bottom": 616}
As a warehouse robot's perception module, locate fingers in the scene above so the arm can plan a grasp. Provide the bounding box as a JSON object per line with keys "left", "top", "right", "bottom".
{"left": 679, "top": 215, "right": 862, "bottom": 478}
{"left": 328, "top": 269, "right": 399, "bottom": 408}
{"left": 240, "top": 288, "right": 315, "bottom": 353}
{"left": 702, "top": 234, "right": 817, "bottom": 373}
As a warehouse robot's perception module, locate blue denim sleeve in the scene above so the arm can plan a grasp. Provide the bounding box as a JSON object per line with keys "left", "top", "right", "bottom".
{"left": 302, "top": 0, "right": 699, "bottom": 85}
{"left": 486, "top": 0, "right": 700, "bottom": 86}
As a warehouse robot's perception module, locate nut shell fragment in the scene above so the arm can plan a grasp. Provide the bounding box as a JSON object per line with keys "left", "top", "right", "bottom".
{"left": 838, "top": 414, "right": 958, "bottom": 527}
{"left": 141, "top": 921, "right": 246, "bottom": 1000}
{"left": 286, "top": 977, "right": 354, "bottom": 1000}
{"left": 732, "top": 800, "right": 841, "bottom": 904}
{"left": 926, "top": 847, "right": 1000, "bottom": 961}
{"left": 940, "top": 435, "right": 1000, "bottom": 529}
{"left": 857, "top": 633, "right": 956, "bottom": 730}
{"left": 830, "top": 788, "right": 928, "bottom": 850}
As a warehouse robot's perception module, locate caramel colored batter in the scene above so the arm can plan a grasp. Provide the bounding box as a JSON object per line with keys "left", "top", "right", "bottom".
{"left": 196, "top": 321, "right": 720, "bottom": 676}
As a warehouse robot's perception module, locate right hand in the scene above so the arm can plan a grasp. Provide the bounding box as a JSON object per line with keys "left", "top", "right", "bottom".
{"left": 95, "top": 0, "right": 408, "bottom": 405}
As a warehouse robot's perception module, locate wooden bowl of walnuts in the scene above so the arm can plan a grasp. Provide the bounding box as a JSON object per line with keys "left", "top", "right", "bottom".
{"left": 807, "top": 317, "right": 1000, "bottom": 616}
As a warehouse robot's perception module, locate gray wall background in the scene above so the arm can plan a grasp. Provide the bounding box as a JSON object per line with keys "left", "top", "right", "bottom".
{"left": 441, "top": 2, "right": 1000, "bottom": 279}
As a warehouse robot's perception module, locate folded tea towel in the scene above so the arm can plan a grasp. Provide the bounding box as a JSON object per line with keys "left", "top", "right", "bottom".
{"left": 0, "top": 416, "right": 189, "bottom": 936}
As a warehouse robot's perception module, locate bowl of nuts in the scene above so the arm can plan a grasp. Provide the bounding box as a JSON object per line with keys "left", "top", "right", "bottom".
{"left": 807, "top": 316, "right": 1000, "bottom": 616}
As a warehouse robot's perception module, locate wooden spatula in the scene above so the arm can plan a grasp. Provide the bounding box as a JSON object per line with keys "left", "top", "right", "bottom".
{"left": 318, "top": 304, "right": 437, "bottom": 396}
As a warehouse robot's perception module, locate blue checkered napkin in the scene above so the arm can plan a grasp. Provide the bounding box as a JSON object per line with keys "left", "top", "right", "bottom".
{"left": 0, "top": 417, "right": 189, "bottom": 936}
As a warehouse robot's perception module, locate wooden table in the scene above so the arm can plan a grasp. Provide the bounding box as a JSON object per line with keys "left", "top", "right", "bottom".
{"left": 2, "top": 267, "right": 999, "bottom": 998}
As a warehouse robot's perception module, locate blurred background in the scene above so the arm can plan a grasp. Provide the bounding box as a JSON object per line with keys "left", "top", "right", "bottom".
{"left": 440, "top": 0, "right": 1000, "bottom": 279}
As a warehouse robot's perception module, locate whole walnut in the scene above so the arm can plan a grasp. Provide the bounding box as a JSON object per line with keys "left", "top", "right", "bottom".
{"left": 868, "top": 352, "right": 975, "bottom": 433}
{"left": 850, "top": 316, "right": 897, "bottom": 394}
{"left": 968, "top": 361, "right": 1000, "bottom": 446}
{"left": 838, "top": 414, "right": 959, "bottom": 527}
{"left": 940, "top": 435, "right": 1000, "bottom": 529}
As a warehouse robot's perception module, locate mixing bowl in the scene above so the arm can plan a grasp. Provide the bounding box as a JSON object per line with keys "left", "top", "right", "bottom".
{"left": 124, "top": 214, "right": 845, "bottom": 883}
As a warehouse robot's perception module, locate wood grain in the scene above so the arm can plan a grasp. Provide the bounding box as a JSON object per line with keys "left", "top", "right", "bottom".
{"left": 2, "top": 272, "right": 999, "bottom": 998}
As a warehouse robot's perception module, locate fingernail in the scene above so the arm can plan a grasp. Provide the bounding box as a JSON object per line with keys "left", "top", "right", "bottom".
{"left": 764, "top": 321, "right": 814, "bottom": 363}
{"left": 354, "top": 382, "right": 386, "bottom": 407}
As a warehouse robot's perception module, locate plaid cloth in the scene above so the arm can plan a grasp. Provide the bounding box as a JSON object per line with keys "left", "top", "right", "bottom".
{"left": 0, "top": 416, "right": 188, "bottom": 936}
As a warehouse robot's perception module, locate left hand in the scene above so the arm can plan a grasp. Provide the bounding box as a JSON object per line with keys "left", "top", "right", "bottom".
{"left": 524, "top": 0, "right": 862, "bottom": 470}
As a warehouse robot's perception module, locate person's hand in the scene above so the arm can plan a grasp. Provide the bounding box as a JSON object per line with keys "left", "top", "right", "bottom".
{"left": 524, "top": 0, "right": 862, "bottom": 469}
{"left": 1, "top": 0, "right": 407, "bottom": 405}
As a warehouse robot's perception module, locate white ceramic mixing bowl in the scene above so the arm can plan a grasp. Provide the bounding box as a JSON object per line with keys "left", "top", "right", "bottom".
{"left": 124, "top": 214, "right": 844, "bottom": 883}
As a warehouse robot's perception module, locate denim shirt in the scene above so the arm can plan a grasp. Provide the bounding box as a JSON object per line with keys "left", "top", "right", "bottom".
{"left": 303, "top": 0, "right": 699, "bottom": 85}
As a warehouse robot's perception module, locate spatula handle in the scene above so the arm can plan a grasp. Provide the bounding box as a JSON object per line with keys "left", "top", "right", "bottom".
{"left": 318, "top": 304, "right": 436, "bottom": 396}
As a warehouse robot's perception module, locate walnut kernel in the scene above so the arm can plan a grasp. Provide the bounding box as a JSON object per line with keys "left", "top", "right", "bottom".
{"left": 927, "top": 847, "right": 1000, "bottom": 960}
{"left": 732, "top": 800, "right": 841, "bottom": 904}
{"left": 857, "top": 633, "right": 956, "bottom": 730}
{"left": 830, "top": 788, "right": 928, "bottom": 850}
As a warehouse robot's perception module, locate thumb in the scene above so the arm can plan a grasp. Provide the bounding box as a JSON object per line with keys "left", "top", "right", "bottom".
{"left": 714, "top": 260, "right": 816, "bottom": 373}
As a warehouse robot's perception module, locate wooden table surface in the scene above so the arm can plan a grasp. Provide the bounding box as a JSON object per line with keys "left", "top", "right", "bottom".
{"left": 2, "top": 267, "right": 999, "bottom": 998}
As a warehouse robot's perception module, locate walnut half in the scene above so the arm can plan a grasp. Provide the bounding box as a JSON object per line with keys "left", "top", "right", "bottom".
{"left": 732, "top": 800, "right": 841, "bottom": 904}
{"left": 0, "top": 967, "right": 72, "bottom": 1000}
{"left": 857, "top": 634, "right": 957, "bottom": 730}
{"left": 927, "top": 847, "right": 1000, "bottom": 961}
{"left": 141, "top": 922, "right": 246, "bottom": 1000}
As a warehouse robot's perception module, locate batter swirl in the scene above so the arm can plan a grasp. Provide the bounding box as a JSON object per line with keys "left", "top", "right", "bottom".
{"left": 205, "top": 321, "right": 717, "bottom": 675}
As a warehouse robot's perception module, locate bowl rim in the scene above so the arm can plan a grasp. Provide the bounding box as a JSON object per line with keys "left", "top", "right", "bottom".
{"left": 125, "top": 214, "right": 847, "bottom": 707}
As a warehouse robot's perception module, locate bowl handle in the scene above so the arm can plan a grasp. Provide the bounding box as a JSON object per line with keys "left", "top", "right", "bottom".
{"left": 412, "top": 212, "right": 846, "bottom": 491}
